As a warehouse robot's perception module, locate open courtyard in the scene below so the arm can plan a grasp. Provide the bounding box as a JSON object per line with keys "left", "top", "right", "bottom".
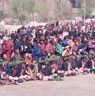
{"left": 0, "top": 74, "right": 95, "bottom": 96}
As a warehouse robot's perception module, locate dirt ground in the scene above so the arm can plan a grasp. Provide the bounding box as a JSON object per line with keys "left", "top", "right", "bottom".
{"left": 0, "top": 74, "right": 95, "bottom": 96}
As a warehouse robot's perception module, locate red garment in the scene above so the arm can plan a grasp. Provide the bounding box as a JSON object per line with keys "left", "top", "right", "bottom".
{"left": 40, "top": 44, "right": 46, "bottom": 54}
{"left": 46, "top": 43, "right": 55, "bottom": 54}
{"left": 3, "top": 40, "right": 13, "bottom": 62}
{"left": 4, "top": 40, "right": 13, "bottom": 54}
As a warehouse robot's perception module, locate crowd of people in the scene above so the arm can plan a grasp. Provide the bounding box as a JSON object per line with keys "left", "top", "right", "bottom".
{"left": 0, "top": 20, "right": 95, "bottom": 85}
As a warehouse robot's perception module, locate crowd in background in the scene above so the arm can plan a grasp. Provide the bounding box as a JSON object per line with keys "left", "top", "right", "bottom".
{"left": 0, "top": 20, "right": 95, "bottom": 85}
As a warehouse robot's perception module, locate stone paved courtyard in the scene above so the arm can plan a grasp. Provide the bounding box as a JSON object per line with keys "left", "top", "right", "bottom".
{"left": 0, "top": 74, "right": 95, "bottom": 96}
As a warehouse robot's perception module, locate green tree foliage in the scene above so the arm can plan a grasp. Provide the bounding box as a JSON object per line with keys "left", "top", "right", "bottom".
{"left": 0, "top": 0, "right": 95, "bottom": 23}
{"left": 34, "top": 0, "right": 49, "bottom": 21}
{"left": 11, "top": 0, "right": 34, "bottom": 24}
{"left": 0, "top": 10, "right": 4, "bottom": 20}
{"left": 79, "top": 0, "right": 94, "bottom": 19}
{"left": 10, "top": 0, "right": 73, "bottom": 22}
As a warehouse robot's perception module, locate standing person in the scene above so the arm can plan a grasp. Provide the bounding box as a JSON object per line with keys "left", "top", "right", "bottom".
{"left": 2, "top": 38, "right": 13, "bottom": 62}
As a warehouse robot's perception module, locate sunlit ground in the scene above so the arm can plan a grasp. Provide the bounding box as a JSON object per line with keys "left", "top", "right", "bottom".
{"left": 0, "top": 74, "right": 95, "bottom": 96}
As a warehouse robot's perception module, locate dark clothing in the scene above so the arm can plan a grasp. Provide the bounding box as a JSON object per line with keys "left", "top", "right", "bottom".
{"left": 86, "top": 59, "right": 92, "bottom": 69}
{"left": 14, "top": 40, "right": 21, "bottom": 49}
{"left": 76, "top": 59, "right": 82, "bottom": 68}
{"left": 41, "top": 64, "right": 52, "bottom": 76}
{"left": 14, "top": 67, "right": 22, "bottom": 77}
{"left": 61, "top": 61, "right": 68, "bottom": 71}
{"left": 32, "top": 46, "right": 42, "bottom": 60}
{"left": 19, "top": 42, "right": 28, "bottom": 56}
{"left": 71, "top": 60, "right": 78, "bottom": 69}
{"left": 62, "top": 39, "right": 68, "bottom": 47}
{"left": 25, "top": 42, "right": 33, "bottom": 53}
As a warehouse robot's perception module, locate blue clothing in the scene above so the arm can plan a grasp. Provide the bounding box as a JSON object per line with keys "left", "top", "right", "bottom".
{"left": 25, "top": 42, "right": 33, "bottom": 53}
{"left": 4, "top": 64, "right": 13, "bottom": 75}
{"left": 41, "top": 64, "right": 52, "bottom": 76}
{"left": 62, "top": 39, "right": 68, "bottom": 47}
{"left": 32, "top": 46, "right": 42, "bottom": 60}
{"left": 14, "top": 40, "right": 21, "bottom": 49}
